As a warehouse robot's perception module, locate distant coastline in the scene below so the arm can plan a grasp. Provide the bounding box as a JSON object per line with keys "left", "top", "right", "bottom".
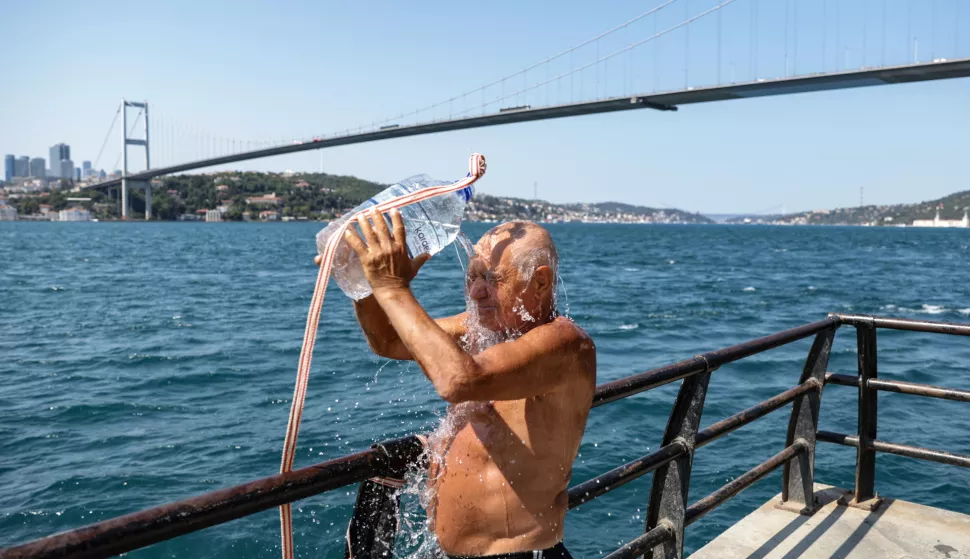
{"left": 2, "top": 170, "right": 968, "bottom": 227}
{"left": 0, "top": 171, "right": 711, "bottom": 224}
{"left": 723, "top": 190, "right": 970, "bottom": 228}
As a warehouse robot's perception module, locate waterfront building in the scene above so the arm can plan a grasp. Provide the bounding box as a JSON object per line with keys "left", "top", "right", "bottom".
{"left": 912, "top": 208, "right": 969, "bottom": 228}
{"left": 0, "top": 204, "right": 17, "bottom": 221}
{"left": 58, "top": 207, "right": 92, "bottom": 222}
{"left": 246, "top": 192, "right": 281, "bottom": 206}
{"left": 4, "top": 155, "right": 13, "bottom": 181}
{"left": 205, "top": 209, "right": 222, "bottom": 222}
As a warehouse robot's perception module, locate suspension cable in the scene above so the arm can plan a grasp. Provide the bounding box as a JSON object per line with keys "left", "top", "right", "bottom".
{"left": 451, "top": 0, "right": 739, "bottom": 119}
{"left": 371, "top": 0, "right": 683, "bottom": 127}
{"left": 92, "top": 104, "right": 122, "bottom": 170}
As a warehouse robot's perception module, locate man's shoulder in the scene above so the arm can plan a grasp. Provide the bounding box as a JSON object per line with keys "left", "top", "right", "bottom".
{"left": 533, "top": 317, "right": 596, "bottom": 376}
{"left": 542, "top": 316, "right": 594, "bottom": 350}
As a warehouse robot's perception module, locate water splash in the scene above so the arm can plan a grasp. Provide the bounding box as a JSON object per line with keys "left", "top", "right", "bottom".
{"left": 512, "top": 297, "right": 537, "bottom": 324}
{"left": 393, "top": 443, "right": 446, "bottom": 558}
{"left": 371, "top": 359, "right": 395, "bottom": 384}
{"left": 393, "top": 402, "right": 491, "bottom": 558}
{"left": 453, "top": 231, "right": 475, "bottom": 275}
{"left": 556, "top": 274, "right": 570, "bottom": 318}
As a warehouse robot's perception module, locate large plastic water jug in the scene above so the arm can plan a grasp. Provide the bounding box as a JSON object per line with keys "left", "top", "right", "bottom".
{"left": 316, "top": 174, "right": 474, "bottom": 300}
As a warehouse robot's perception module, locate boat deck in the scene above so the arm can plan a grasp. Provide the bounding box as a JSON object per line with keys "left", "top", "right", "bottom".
{"left": 691, "top": 485, "right": 970, "bottom": 559}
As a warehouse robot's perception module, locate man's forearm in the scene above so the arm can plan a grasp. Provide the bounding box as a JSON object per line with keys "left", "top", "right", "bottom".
{"left": 373, "top": 286, "right": 478, "bottom": 401}
{"left": 353, "top": 295, "right": 412, "bottom": 360}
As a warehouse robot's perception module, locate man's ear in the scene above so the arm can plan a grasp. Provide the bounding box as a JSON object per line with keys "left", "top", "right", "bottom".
{"left": 532, "top": 265, "right": 553, "bottom": 297}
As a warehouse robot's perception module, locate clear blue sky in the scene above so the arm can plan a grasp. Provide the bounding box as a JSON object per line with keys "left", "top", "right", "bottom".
{"left": 2, "top": 0, "right": 968, "bottom": 213}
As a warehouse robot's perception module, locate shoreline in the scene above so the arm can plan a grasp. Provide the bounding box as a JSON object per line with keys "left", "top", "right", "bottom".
{"left": 3, "top": 219, "right": 969, "bottom": 229}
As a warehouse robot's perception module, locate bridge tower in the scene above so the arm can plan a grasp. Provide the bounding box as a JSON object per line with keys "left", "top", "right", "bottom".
{"left": 121, "top": 100, "right": 151, "bottom": 220}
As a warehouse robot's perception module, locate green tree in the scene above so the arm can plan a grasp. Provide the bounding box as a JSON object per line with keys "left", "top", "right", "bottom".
{"left": 20, "top": 198, "right": 39, "bottom": 215}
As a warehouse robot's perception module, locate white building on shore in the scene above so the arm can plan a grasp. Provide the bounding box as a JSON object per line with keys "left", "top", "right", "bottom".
{"left": 58, "top": 207, "right": 92, "bottom": 222}
{"left": 0, "top": 205, "right": 17, "bottom": 221}
{"left": 912, "top": 209, "right": 969, "bottom": 228}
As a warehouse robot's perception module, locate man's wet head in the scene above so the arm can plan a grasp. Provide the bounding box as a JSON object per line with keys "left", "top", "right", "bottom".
{"left": 466, "top": 221, "right": 559, "bottom": 333}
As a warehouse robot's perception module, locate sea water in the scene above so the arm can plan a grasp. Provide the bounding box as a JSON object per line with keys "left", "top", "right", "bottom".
{"left": 2, "top": 222, "right": 969, "bottom": 557}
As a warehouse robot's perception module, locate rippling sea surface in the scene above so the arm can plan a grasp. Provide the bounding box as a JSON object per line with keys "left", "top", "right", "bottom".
{"left": 2, "top": 222, "right": 970, "bottom": 557}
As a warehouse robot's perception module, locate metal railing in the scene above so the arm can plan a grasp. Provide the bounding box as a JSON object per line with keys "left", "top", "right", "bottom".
{"left": 2, "top": 314, "right": 968, "bottom": 559}
{"left": 819, "top": 314, "right": 970, "bottom": 510}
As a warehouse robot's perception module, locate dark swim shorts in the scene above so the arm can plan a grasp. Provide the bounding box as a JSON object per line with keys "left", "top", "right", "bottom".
{"left": 447, "top": 542, "right": 573, "bottom": 559}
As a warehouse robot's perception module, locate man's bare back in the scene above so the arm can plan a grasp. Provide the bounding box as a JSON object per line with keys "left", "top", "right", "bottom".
{"left": 341, "top": 216, "right": 596, "bottom": 558}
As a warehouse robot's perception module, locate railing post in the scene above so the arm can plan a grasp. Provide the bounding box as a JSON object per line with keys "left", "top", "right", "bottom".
{"left": 778, "top": 327, "right": 835, "bottom": 514}
{"left": 345, "top": 436, "right": 425, "bottom": 559}
{"left": 645, "top": 362, "right": 712, "bottom": 559}
{"left": 844, "top": 320, "right": 884, "bottom": 510}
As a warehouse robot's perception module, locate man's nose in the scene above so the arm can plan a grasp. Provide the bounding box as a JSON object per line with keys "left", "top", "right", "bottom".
{"left": 468, "top": 279, "right": 489, "bottom": 299}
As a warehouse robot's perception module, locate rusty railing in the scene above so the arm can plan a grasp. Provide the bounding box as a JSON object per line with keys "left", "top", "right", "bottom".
{"left": 2, "top": 313, "right": 968, "bottom": 559}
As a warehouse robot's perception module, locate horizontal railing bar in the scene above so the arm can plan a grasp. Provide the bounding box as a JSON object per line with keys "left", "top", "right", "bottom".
{"left": 824, "top": 372, "right": 858, "bottom": 387}
{"left": 816, "top": 430, "right": 854, "bottom": 446}
{"left": 868, "top": 378, "right": 970, "bottom": 403}
{"left": 835, "top": 314, "right": 970, "bottom": 337}
{"left": 0, "top": 442, "right": 403, "bottom": 559}
{"left": 825, "top": 374, "right": 970, "bottom": 403}
{"left": 569, "top": 379, "right": 819, "bottom": 510}
{"left": 567, "top": 442, "right": 685, "bottom": 509}
{"left": 696, "top": 380, "right": 817, "bottom": 449}
{"left": 593, "top": 317, "right": 838, "bottom": 407}
{"left": 592, "top": 357, "right": 707, "bottom": 408}
{"left": 602, "top": 523, "right": 674, "bottom": 559}
{"left": 684, "top": 440, "right": 807, "bottom": 526}
{"left": 817, "top": 431, "right": 970, "bottom": 468}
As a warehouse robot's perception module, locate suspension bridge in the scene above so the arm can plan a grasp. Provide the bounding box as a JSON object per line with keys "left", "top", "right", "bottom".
{"left": 81, "top": 0, "right": 970, "bottom": 219}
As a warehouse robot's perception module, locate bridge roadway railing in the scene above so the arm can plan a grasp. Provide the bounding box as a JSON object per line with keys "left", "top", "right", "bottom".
{"left": 2, "top": 314, "right": 969, "bottom": 559}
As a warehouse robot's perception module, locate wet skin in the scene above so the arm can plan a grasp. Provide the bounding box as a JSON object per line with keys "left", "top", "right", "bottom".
{"left": 340, "top": 212, "right": 596, "bottom": 555}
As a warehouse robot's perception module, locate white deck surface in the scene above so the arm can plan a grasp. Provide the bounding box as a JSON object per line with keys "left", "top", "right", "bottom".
{"left": 690, "top": 485, "right": 970, "bottom": 559}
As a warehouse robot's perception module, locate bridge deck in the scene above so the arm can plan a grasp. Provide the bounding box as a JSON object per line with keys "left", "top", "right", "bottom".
{"left": 691, "top": 485, "right": 970, "bottom": 559}
{"left": 86, "top": 58, "right": 970, "bottom": 192}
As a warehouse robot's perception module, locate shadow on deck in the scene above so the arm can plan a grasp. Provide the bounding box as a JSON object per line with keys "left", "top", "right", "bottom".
{"left": 692, "top": 485, "right": 970, "bottom": 559}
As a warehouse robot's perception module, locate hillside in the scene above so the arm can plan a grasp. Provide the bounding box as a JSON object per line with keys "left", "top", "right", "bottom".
{"left": 726, "top": 190, "right": 970, "bottom": 226}
{"left": 466, "top": 195, "right": 713, "bottom": 224}
{"left": 4, "top": 170, "right": 708, "bottom": 223}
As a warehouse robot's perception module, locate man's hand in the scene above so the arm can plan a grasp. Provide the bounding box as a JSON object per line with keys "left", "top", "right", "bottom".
{"left": 342, "top": 208, "right": 431, "bottom": 295}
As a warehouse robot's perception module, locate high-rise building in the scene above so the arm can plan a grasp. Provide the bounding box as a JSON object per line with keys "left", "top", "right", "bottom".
{"left": 49, "top": 143, "right": 70, "bottom": 178}
{"left": 4, "top": 155, "right": 13, "bottom": 182}
{"left": 15, "top": 156, "right": 30, "bottom": 177}
{"left": 99, "top": 169, "right": 107, "bottom": 179}
{"left": 60, "top": 159, "right": 75, "bottom": 181}
{"left": 30, "top": 157, "right": 46, "bottom": 178}
{"left": 75, "top": 167, "right": 81, "bottom": 181}
{"left": 82, "top": 161, "right": 92, "bottom": 177}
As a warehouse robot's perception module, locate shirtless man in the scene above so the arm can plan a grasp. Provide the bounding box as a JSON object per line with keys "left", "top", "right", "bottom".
{"left": 340, "top": 211, "right": 595, "bottom": 559}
